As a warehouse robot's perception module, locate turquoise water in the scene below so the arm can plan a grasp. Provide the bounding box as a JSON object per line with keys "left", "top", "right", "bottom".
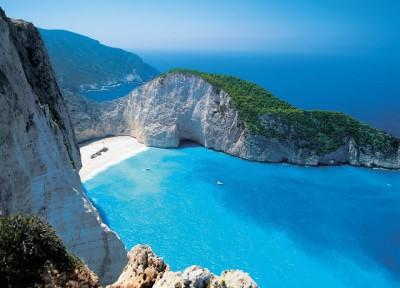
{"left": 84, "top": 146, "right": 400, "bottom": 287}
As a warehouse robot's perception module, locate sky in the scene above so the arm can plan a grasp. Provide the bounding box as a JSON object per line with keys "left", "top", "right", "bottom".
{"left": 1, "top": 0, "right": 399, "bottom": 53}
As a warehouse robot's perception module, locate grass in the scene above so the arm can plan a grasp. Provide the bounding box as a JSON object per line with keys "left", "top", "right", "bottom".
{"left": 166, "top": 69, "right": 399, "bottom": 155}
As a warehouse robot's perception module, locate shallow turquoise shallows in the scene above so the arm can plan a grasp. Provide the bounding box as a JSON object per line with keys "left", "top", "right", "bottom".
{"left": 83, "top": 146, "right": 400, "bottom": 288}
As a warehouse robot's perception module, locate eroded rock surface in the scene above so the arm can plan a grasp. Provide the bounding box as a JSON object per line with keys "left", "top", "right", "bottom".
{"left": 109, "top": 245, "right": 168, "bottom": 288}
{"left": 0, "top": 8, "right": 126, "bottom": 284}
{"left": 219, "top": 270, "right": 258, "bottom": 288}
{"left": 153, "top": 266, "right": 257, "bottom": 288}
{"left": 110, "top": 246, "right": 258, "bottom": 288}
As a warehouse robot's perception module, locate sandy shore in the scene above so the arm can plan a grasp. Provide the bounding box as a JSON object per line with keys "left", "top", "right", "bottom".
{"left": 79, "top": 136, "right": 148, "bottom": 182}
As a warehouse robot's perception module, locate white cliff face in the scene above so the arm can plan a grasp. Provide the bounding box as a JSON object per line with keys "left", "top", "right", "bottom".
{"left": 68, "top": 73, "right": 246, "bottom": 152}
{"left": 119, "top": 74, "right": 245, "bottom": 152}
{"left": 0, "top": 9, "right": 126, "bottom": 284}
{"left": 69, "top": 73, "right": 400, "bottom": 169}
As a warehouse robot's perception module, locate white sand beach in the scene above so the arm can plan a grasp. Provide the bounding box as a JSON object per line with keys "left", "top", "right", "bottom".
{"left": 79, "top": 136, "right": 148, "bottom": 181}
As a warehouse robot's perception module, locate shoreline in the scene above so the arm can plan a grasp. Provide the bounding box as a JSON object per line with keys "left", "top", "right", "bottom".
{"left": 78, "top": 136, "right": 397, "bottom": 183}
{"left": 79, "top": 136, "right": 148, "bottom": 182}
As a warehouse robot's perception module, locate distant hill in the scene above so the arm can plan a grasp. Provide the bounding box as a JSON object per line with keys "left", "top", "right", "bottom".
{"left": 39, "top": 29, "right": 159, "bottom": 91}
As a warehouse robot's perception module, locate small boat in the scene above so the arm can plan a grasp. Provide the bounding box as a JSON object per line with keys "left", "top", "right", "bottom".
{"left": 90, "top": 151, "right": 102, "bottom": 159}
{"left": 90, "top": 147, "right": 108, "bottom": 159}
{"left": 100, "top": 147, "right": 109, "bottom": 153}
{"left": 145, "top": 168, "right": 151, "bottom": 171}
{"left": 217, "top": 181, "right": 223, "bottom": 185}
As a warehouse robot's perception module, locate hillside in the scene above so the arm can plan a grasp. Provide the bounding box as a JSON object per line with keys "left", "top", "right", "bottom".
{"left": 40, "top": 29, "right": 159, "bottom": 91}
{"left": 171, "top": 69, "right": 399, "bottom": 156}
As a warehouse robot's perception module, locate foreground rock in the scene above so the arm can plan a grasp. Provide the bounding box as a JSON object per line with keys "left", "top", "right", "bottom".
{"left": 0, "top": 8, "right": 126, "bottom": 284}
{"left": 219, "top": 270, "right": 258, "bottom": 288}
{"left": 1, "top": 216, "right": 257, "bottom": 288}
{"left": 109, "top": 246, "right": 258, "bottom": 288}
{"left": 69, "top": 72, "right": 400, "bottom": 169}
{"left": 109, "top": 245, "right": 168, "bottom": 288}
{"left": 153, "top": 267, "right": 257, "bottom": 288}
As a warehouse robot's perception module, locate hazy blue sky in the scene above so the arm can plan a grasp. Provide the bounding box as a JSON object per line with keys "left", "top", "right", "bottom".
{"left": 1, "top": 0, "right": 399, "bottom": 52}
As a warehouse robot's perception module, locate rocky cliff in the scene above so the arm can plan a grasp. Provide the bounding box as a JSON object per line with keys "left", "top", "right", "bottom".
{"left": 0, "top": 9, "right": 127, "bottom": 284}
{"left": 69, "top": 71, "right": 400, "bottom": 169}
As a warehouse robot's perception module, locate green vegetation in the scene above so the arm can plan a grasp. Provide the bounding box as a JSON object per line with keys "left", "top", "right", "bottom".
{"left": 0, "top": 215, "right": 82, "bottom": 287}
{"left": 168, "top": 69, "right": 399, "bottom": 154}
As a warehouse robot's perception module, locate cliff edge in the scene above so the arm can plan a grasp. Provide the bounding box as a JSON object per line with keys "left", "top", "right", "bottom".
{"left": 0, "top": 8, "right": 126, "bottom": 284}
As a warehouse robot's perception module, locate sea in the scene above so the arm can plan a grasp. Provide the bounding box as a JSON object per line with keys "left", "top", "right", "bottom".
{"left": 84, "top": 145, "right": 400, "bottom": 288}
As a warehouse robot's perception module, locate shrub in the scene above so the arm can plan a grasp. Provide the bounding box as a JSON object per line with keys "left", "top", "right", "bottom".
{"left": 0, "top": 215, "right": 82, "bottom": 287}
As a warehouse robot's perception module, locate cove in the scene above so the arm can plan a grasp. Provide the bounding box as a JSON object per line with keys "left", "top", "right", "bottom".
{"left": 83, "top": 145, "right": 400, "bottom": 287}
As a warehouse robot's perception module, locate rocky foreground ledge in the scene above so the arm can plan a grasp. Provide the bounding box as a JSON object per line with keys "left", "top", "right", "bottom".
{"left": 1, "top": 215, "right": 258, "bottom": 288}
{"left": 67, "top": 70, "right": 400, "bottom": 169}
{"left": 109, "top": 245, "right": 258, "bottom": 288}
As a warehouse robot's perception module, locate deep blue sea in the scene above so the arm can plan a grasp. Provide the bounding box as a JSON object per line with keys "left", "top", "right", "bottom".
{"left": 85, "top": 51, "right": 400, "bottom": 137}
{"left": 84, "top": 146, "right": 400, "bottom": 288}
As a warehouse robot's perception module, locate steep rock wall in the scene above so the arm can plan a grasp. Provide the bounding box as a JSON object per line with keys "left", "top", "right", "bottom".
{"left": 0, "top": 9, "right": 126, "bottom": 284}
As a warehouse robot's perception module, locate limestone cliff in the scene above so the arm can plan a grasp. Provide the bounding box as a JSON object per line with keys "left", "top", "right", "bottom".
{"left": 69, "top": 72, "right": 400, "bottom": 169}
{"left": 0, "top": 8, "right": 126, "bottom": 284}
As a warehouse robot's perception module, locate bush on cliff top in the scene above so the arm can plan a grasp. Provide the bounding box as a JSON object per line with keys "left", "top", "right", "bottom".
{"left": 167, "top": 69, "right": 399, "bottom": 155}
{"left": 0, "top": 215, "right": 82, "bottom": 287}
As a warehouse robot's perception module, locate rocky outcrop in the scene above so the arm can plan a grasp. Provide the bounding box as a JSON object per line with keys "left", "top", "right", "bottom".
{"left": 109, "top": 246, "right": 258, "bottom": 288}
{"left": 69, "top": 72, "right": 400, "bottom": 169}
{"left": 218, "top": 270, "right": 258, "bottom": 288}
{"left": 153, "top": 268, "right": 257, "bottom": 288}
{"left": 109, "top": 245, "right": 168, "bottom": 288}
{"left": 0, "top": 8, "right": 126, "bottom": 284}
